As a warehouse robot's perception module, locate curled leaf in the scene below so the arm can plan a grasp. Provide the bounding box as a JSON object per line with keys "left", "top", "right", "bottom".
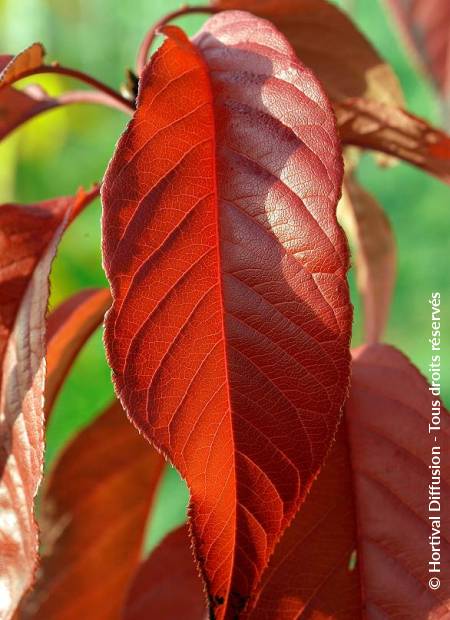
{"left": 0, "top": 187, "right": 98, "bottom": 619}
{"left": 386, "top": 0, "right": 450, "bottom": 101}
{"left": 339, "top": 175, "right": 396, "bottom": 343}
{"left": 337, "top": 98, "right": 450, "bottom": 183}
{"left": 0, "top": 44, "right": 45, "bottom": 87}
{"left": 102, "top": 12, "right": 351, "bottom": 619}
{"left": 0, "top": 55, "right": 58, "bottom": 142}
{"left": 45, "top": 288, "right": 111, "bottom": 417}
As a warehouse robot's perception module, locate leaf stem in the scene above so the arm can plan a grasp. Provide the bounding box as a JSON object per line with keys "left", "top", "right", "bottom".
{"left": 12, "top": 64, "right": 135, "bottom": 113}
{"left": 136, "top": 5, "right": 219, "bottom": 76}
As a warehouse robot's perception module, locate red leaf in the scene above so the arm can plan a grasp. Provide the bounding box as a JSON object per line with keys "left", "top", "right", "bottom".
{"left": 346, "top": 344, "right": 450, "bottom": 618}
{"left": 0, "top": 84, "right": 58, "bottom": 142}
{"left": 131, "top": 345, "right": 450, "bottom": 618}
{"left": 0, "top": 48, "right": 57, "bottom": 142}
{"left": 102, "top": 12, "right": 351, "bottom": 618}
{"left": 0, "top": 187, "right": 98, "bottom": 619}
{"left": 337, "top": 98, "right": 450, "bottom": 183}
{"left": 211, "top": 0, "right": 404, "bottom": 105}
{"left": 0, "top": 44, "right": 45, "bottom": 87}
{"left": 339, "top": 175, "right": 396, "bottom": 343}
{"left": 21, "top": 401, "right": 165, "bottom": 619}
{"left": 45, "top": 288, "right": 111, "bottom": 416}
{"left": 386, "top": 0, "right": 450, "bottom": 100}
{"left": 248, "top": 344, "right": 450, "bottom": 618}
{"left": 123, "top": 525, "right": 206, "bottom": 620}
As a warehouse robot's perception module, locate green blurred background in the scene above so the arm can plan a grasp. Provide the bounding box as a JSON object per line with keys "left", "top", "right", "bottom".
{"left": 0, "top": 0, "right": 448, "bottom": 552}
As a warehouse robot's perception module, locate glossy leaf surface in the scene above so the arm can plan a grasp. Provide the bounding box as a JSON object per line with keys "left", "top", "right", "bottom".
{"left": 21, "top": 401, "right": 165, "bottom": 619}
{"left": 0, "top": 188, "right": 97, "bottom": 619}
{"left": 102, "top": 12, "right": 351, "bottom": 618}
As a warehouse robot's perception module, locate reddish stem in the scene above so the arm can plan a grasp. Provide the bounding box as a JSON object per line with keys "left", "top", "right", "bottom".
{"left": 136, "top": 5, "right": 219, "bottom": 76}
{"left": 12, "top": 64, "right": 134, "bottom": 112}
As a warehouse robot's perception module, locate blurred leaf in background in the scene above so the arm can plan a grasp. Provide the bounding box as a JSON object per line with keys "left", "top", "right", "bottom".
{"left": 0, "top": 0, "right": 448, "bottom": 551}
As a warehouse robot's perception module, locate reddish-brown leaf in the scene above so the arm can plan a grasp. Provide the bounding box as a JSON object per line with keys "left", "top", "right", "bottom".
{"left": 133, "top": 345, "right": 450, "bottom": 618}
{"left": 0, "top": 54, "right": 56, "bottom": 142}
{"left": 45, "top": 288, "right": 111, "bottom": 417}
{"left": 0, "top": 83, "right": 58, "bottom": 142}
{"left": 123, "top": 525, "right": 206, "bottom": 620}
{"left": 339, "top": 176, "right": 396, "bottom": 343}
{"left": 248, "top": 344, "right": 450, "bottom": 618}
{"left": 211, "top": 0, "right": 404, "bottom": 105}
{"left": 21, "top": 401, "right": 165, "bottom": 619}
{"left": 0, "top": 44, "right": 45, "bottom": 87}
{"left": 102, "top": 12, "right": 351, "bottom": 619}
{"left": 0, "top": 188, "right": 97, "bottom": 619}
{"left": 337, "top": 98, "right": 450, "bottom": 183}
{"left": 386, "top": 0, "right": 450, "bottom": 100}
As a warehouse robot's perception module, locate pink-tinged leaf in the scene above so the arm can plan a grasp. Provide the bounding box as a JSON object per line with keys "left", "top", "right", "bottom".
{"left": 102, "top": 12, "right": 351, "bottom": 619}
{"left": 123, "top": 525, "right": 206, "bottom": 620}
{"left": 45, "top": 288, "right": 111, "bottom": 417}
{"left": 0, "top": 187, "right": 98, "bottom": 619}
{"left": 337, "top": 98, "right": 450, "bottom": 183}
{"left": 386, "top": 0, "right": 450, "bottom": 100}
{"left": 20, "top": 400, "right": 165, "bottom": 619}
{"left": 0, "top": 44, "right": 45, "bottom": 87}
{"left": 340, "top": 176, "right": 396, "bottom": 343}
{"left": 211, "top": 0, "right": 404, "bottom": 105}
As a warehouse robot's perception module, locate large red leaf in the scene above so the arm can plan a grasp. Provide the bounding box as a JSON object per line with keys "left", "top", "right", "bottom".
{"left": 337, "top": 98, "right": 450, "bottom": 183}
{"left": 0, "top": 187, "right": 98, "bottom": 619}
{"left": 45, "top": 288, "right": 111, "bottom": 416}
{"left": 20, "top": 401, "right": 165, "bottom": 619}
{"left": 386, "top": 0, "right": 450, "bottom": 101}
{"left": 123, "top": 525, "right": 206, "bottom": 620}
{"left": 141, "top": 344, "right": 449, "bottom": 618}
{"left": 211, "top": 0, "right": 404, "bottom": 106}
{"left": 339, "top": 176, "right": 396, "bottom": 343}
{"left": 102, "top": 11, "right": 351, "bottom": 618}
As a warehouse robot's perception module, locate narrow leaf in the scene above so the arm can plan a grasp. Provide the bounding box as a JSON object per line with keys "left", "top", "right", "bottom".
{"left": 386, "top": 0, "right": 450, "bottom": 101}
{"left": 0, "top": 188, "right": 98, "bottom": 619}
{"left": 45, "top": 288, "right": 111, "bottom": 416}
{"left": 211, "top": 0, "right": 404, "bottom": 105}
{"left": 102, "top": 12, "right": 351, "bottom": 618}
{"left": 123, "top": 525, "right": 206, "bottom": 620}
{"left": 21, "top": 401, "right": 165, "bottom": 619}
{"left": 337, "top": 98, "right": 450, "bottom": 183}
{"left": 340, "top": 175, "right": 396, "bottom": 343}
